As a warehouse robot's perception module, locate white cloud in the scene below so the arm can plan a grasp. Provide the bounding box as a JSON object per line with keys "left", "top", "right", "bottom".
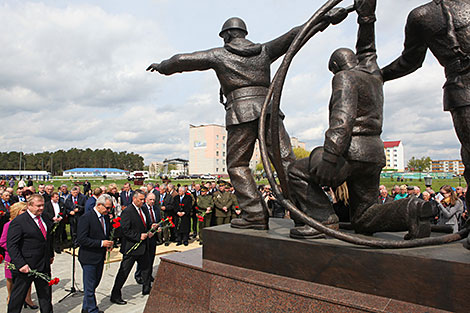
{"left": 0, "top": 0, "right": 463, "bottom": 166}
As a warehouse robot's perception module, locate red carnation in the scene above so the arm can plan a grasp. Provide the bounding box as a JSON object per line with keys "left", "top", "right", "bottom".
{"left": 235, "top": 206, "right": 239, "bottom": 209}
{"left": 181, "top": 204, "right": 184, "bottom": 207}
{"left": 74, "top": 201, "right": 78, "bottom": 204}
{"left": 59, "top": 212, "right": 63, "bottom": 216}
{"left": 48, "top": 280, "right": 54, "bottom": 286}
{"left": 0, "top": 254, "right": 4, "bottom": 264}
{"left": 113, "top": 222, "right": 121, "bottom": 228}
{"left": 54, "top": 277, "right": 60, "bottom": 285}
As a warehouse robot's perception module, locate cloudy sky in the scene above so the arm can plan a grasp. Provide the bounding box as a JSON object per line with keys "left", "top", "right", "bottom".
{"left": 0, "top": 0, "right": 459, "bottom": 165}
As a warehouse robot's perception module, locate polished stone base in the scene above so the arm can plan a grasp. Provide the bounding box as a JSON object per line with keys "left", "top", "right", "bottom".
{"left": 145, "top": 248, "right": 449, "bottom": 313}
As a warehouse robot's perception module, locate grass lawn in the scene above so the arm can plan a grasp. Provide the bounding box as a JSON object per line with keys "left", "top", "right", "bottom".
{"left": 9, "top": 176, "right": 466, "bottom": 193}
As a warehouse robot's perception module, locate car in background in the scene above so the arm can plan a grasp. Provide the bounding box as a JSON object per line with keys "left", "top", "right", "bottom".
{"left": 190, "top": 174, "right": 200, "bottom": 179}
{"left": 176, "top": 175, "right": 190, "bottom": 180}
{"left": 200, "top": 174, "right": 216, "bottom": 180}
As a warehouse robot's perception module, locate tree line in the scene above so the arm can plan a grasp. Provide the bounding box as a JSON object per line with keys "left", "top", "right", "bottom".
{"left": 0, "top": 148, "right": 144, "bottom": 176}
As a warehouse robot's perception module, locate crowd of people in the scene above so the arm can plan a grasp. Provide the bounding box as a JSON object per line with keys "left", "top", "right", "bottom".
{"left": 0, "top": 178, "right": 250, "bottom": 312}
{"left": 378, "top": 184, "right": 467, "bottom": 233}
{"left": 0, "top": 176, "right": 468, "bottom": 312}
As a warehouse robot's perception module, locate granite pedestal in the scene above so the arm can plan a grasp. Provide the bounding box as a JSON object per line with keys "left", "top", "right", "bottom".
{"left": 145, "top": 218, "right": 469, "bottom": 312}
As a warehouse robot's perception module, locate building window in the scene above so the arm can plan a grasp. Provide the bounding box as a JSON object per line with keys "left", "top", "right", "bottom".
{"left": 216, "top": 135, "right": 219, "bottom": 139}
{"left": 216, "top": 168, "right": 219, "bottom": 172}
{"left": 216, "top": 143, "right": 219, "bottom": 148}
{"left": 223, "top": 152, "right": 225, "bottom": 157}
{"left": 223, "top": 168, "right": 225, "bottom": 172}
{"left": 223, "top": 136, "right": 225, "bottom": 140}
{"left": 216, "top": 159, "right": 219, "bottom": 164}
{"left": 216, "top": 151, "right": 219, "bottom": 156}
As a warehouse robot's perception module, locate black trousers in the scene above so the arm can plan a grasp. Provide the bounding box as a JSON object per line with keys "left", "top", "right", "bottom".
{"left": 135, "top": 240, "right": 157, "bottom": 280}
{"left": 111, "top": 251, "right": 151, "bottom": 299}
{"left": 8, "top": 271, "right": 52, "bottom": 313}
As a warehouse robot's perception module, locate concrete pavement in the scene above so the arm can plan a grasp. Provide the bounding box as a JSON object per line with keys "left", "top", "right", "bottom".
{"left": 0, "top": 241, "right": 201, "bottom": 312}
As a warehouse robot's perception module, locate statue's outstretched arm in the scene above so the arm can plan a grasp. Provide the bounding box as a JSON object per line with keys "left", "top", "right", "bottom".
{"left": 146, "top": 49, "right": 216, "bottom": 75}
{"left": 381, "top": 9, "right": 427, "bottom": 82}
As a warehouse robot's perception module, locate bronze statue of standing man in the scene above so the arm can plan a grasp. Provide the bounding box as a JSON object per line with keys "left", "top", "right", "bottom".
{"left": 381, "top": 0, "right": 470, "bottom": 247}
{"left": 147, "top": 10, "right": 348, "bottom": 230}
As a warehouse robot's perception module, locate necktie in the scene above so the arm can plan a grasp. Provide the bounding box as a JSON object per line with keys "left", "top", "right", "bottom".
{"left": 138, "top": 208, "right": 146, "bottom": 227}
{"left": 149, "top": 207, "right": 155, "bottom": 223}
{"left": 5, "top": 203, "right": 10, "bottom": 210}
{"left": 100, "top": 216, "right": 105, "bottom": 233}
{"left": 36, "top": 216, "right": 47, "bottom": 240}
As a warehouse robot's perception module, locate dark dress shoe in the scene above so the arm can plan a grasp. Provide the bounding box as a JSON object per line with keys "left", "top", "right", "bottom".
{"left": 110, "top": 298, "right": 127, "bottom": 305}
{"left": 55, "top": 248, "right": 62, "bottom": 254}
{"left": 176, "top": 242, "right": 182, "bottom": 246}
{"left": 142, "top": 286, "right": 151, "bottom": 295}
{"left": 183, "top": 242, "right": 188, "bottom": 246}
{"left": 135, "top": 277, "right": 144, "bottom": 285}
{"left": 164, "top": 242, "right": 170, "bottom": 246}
{"left": 24, "top": 302, "right": 39, "bottom": 309}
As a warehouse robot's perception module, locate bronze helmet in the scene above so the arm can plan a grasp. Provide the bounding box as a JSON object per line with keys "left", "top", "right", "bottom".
{"left": 219, "top": 17, "right": 248, "bottom": 37}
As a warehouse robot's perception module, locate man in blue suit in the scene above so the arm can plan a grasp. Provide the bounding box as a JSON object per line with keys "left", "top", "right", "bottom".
{"left": 77, "top": 194, "right": 114, "bottom": 313}
{"left": 85, "top": 188, "right": 103, "bottom": 214}
{"left": 119, "top": 183, "right": 133, "bottom": 210}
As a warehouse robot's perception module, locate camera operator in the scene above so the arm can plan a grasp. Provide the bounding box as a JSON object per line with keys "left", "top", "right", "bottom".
{"left": 264, "top": 186, "right": 285, "bottom": 218}
{"left": 435, "top": 185, "right": 464, "bottom": 233}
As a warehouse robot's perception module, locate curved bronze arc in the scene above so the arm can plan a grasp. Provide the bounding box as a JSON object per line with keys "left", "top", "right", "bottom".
{"left": 259, "top": 0, "right": 469, "bottom": 249}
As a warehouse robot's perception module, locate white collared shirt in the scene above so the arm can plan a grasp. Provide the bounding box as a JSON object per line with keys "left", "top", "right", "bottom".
{"left": 52, "top": 201, "right": 60, "bottom": 217}
{"left": 133, "top": 203, "right": 146, "bottom": 224}
{"left": 27, "top": 210, "right": 47, "bottom": 232}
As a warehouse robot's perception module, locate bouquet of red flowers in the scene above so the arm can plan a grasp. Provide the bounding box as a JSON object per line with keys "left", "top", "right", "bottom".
{"left": 7, "top": 262, "right": 60, "bottom": 286}
{"left": 106, "top": 217, "right": 121, "bottom": 269}
{"left": 125, "top": 216, "right": 175, "bottom": 255}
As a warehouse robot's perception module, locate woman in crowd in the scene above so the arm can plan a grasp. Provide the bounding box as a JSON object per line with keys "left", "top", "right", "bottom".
{"left": 394, "top": 184, "right": 408, "bottom": 200}
{"left": 436, "top": 185, "right": 464, "bottom": 233}
{"left": 0, "top": 202, "right": 38, "bottom": 309}
{"left": 107, "top": 183, "right": 121, "bottom": 217}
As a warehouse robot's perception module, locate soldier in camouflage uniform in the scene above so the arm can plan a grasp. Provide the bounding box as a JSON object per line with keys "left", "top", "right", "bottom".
{"left": 196, "top": 186, "right": 214, "bottom": 244}
{"left": 213, "top": 182, "right": 233, "bottom": 225}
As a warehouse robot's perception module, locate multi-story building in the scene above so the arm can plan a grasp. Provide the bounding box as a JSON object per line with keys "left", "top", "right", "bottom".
{"left": 430, "top": 159, "right": 464, "bottom": 175}
{"left": 291, "top": 137, "right": 306, "bottom": 150}
{"left": 189, "top": 124, "right": 228, "bottom": 175}
{"left": 383, "top": 141, "right": 405, "bottom": 172}
{"left": 189, "top": 124, "right": 309, "bottom": 175}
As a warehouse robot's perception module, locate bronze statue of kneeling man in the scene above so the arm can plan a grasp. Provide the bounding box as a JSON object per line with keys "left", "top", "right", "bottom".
{"left": 288, "top": 0, "right": 434, "bottom": 240}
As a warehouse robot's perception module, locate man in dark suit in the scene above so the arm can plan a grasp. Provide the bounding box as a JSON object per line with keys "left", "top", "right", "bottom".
{"left": 119, "top": 183, "right": 133, "bottom": 210}
{"left": 110, "top": 190, "right": 157, "bottom": 305}
{"left": 173, "top": 187, "right": 193, "bottom": 246}
{"left": 0, "top": 190, "right": 12, "bottom": 235}
{"left": 159, "top": 184, "right": 175, "bottom": 246}
{"left": 7, "top": 194, "right": 54, "bottom": 313}
{"left": 378, "top": 186, "right": 394, "bottom": 204}
{"left": 85, "top": 188, "right": 103, "bottom": 214}
{"left": 77, "top": 194, "right": 114, "bottom": 313}
{"left": 134, "top": 192, "right": 160, "bottom": 284}
{"left": 65, "top": 186, "right": 87, "bottom": 242}
{"left": 43, "top": 192, "right": 66, "bottom": 253}
{"left": 148, "top": 184, "right": 162, "bottom": 245}
{"left": 191, "top": 184, "right": 201, "bottom": 238}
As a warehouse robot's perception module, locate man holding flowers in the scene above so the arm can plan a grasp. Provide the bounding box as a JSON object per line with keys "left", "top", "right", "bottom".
{"left": 110, "top": 190, "right": 157, "bottom": 304}
{"left": 77, "top": 194, "right": 114, "bottom": 313}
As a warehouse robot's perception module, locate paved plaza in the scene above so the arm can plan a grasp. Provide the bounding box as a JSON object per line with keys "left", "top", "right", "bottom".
{"left": 0, "top": 241, "right": 200, "bottom": 312}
